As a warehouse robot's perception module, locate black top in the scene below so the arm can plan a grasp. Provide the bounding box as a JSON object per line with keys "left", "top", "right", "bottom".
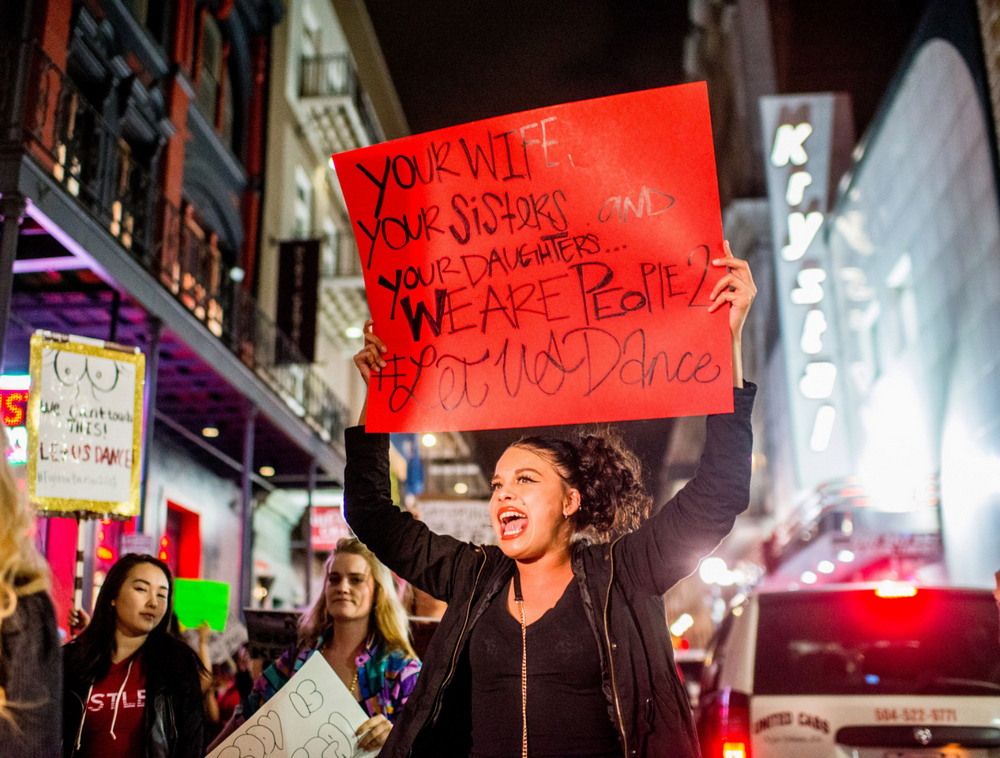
{"left": 0, "top": 587, "right": 62, "bottom": 758}
{"left": 63, "top": 633, "right": 205, "bottom": 758}
{"left": 344, "top": 382, "right": 756, "bottom": 758}
{"left": 470, "top": 579, "right": 621, "bottom": 758}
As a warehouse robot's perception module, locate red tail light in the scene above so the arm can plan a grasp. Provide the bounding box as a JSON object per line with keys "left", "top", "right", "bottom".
{"left": 874, "top": 580, "right": 917, "bottom": 598}
{"left": 698, "top": 688, "right": 752, "bottom": 758}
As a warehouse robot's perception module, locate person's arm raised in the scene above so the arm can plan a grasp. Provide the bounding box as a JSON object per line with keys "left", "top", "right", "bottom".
{"left": 345, "top": 320, "right": 473, "bottom": 601}
{"left": 707, "top": 240, "right": 756, "bottom": 388}
{"left": 615, "top": 242, "right": 757, "bottom": 594}
{"left": 353, "top": 319, "right": 387, "bottom": 426}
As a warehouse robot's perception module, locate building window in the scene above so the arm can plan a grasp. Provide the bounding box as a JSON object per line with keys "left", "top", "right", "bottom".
{"left": 163, "top": 503, "right": 203, "bottom": 579}
{"left": 196, "top": 11, "right": 230, "bottom": 141}
{"left": 110, "top": 136, "right": 156, "bottom": 253}
{"left": 886, "top": 254, "right": 918, "bottom": 356}
{"left": 294, "top": 167, "right": 313, "bottom": 238}
{"left": 322, "top": 219, "right": 339, "bottom": 277}
{"left": 302, "top": 3, "right": 321, "bottom": 58}
{"left": 176, "top": 204, "right": 225, "bottom": 336}
{"left": 123, "top": 0, "right": 170, "bottom": 45}
{"left": 221, "top": 74, "right": 234, "bottom": 146}
{"left": 52, "top": 89, "right": 98, "bottom": 198}
{"left": 849, "top": 302, "right": 881, "bottom": 394}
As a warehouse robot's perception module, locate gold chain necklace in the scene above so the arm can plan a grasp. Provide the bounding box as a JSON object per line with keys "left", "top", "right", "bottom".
{"left": 513, "top": 571, "right": 528, "bottom": 758}
{"left": 323, "top": 636, "right": 361, "bottom": 697}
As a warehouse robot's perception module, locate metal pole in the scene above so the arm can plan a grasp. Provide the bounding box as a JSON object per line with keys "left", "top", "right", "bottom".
{"left": 3, "top": 0, "right": 37, "bottom": 131}
{"left": 73, "top": 516, "right": 86, "bottom": 612}
{"left": 108, "top": 289, "right": 121, "bottom": 343}
{"left": 305, "top": 458, "right": 316, "bottom": 604}
{"left": 239, "top": 405, "right": 258, "bottom": 615}
{"left": 138, "top": 316, "right": 162, "bottom": 533}
{"left": 0, "top": 193, "right": 27, "bottom": 374}
{"left": 76, "top": 518, "right": 95, "bottom": 614}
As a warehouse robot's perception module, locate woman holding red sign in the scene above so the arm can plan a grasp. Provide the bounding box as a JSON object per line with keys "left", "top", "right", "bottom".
{"left": 347, "top": 243, "right": 756, "bottom": 758}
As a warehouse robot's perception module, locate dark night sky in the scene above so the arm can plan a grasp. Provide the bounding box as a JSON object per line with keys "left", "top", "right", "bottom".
{"left": 357, "top": 1, "right": 933, "bottom": 490}
{"left": 361, "top": 0, "right": 696, "bottom": 491}
{"left": 363, "top": 0, "right": 692, "bottom": 134}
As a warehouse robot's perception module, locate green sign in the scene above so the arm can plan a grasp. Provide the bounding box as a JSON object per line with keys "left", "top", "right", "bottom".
{"left": 173, "top": 578, "right": 230, "bottom": 632}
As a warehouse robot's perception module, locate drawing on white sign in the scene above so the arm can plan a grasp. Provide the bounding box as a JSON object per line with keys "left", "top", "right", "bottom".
{"left": 207, "top": 653, "right": 376, "bottom": 758}
{"left": 216, "top": 709, "right": 284, "bottom": 757}
{"left": 292, "top": 712, "right": 358, "bottom": 758}
{"left": 28, "top": 331, "right": 146, "bottom": 518}
{"left": 289, "top": 677, "right": 324, "bottom": 718}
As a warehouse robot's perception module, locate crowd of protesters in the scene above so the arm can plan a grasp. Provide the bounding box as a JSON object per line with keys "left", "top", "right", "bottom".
{"left": 0, "top": 244, "right": 763, "bottom": 757}
{"left": 0, "top": 419, "right": 422, "bottom": 758}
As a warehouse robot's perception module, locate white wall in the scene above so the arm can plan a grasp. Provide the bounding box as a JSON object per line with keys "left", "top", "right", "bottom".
{"left": 144, "top": 430, "right": 243, "bottom": 615}
{"left": 828, "top": 39, "right": 1000, "bottom": 586}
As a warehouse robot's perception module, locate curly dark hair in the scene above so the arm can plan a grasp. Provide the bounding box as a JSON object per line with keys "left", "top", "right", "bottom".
{"left": 512, "top": 428, "right": 652, "bottom": 542}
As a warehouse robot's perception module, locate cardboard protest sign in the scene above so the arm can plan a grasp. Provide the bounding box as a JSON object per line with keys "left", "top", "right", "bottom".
{"left": 333, "top": 81, "right": 732, "bottom": 432}
{"left": 27, "top": 331, "right": 145, "bottom": 515}
{"left": 417, "top": 499, "right": 497, "bottom": 545}
{"left": 206, "top": 651, "right": 375, "bottom": 758}
{"left": 173, "top": 578, "right": 230, "bottom": 632}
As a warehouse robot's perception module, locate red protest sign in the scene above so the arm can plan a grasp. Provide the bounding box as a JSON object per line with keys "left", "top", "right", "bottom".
{"left": 333, "top": 82, "right": 732, "bottom": 432}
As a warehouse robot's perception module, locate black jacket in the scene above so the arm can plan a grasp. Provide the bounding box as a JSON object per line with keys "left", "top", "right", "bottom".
{"left": 62, "top": 635, "right": 205, "bottom": 758}
{"left": 344, "top": 383, "right": 756, "bottom": 758}
{"left": 0, "top": 588, "right": 62, "bottom": 758}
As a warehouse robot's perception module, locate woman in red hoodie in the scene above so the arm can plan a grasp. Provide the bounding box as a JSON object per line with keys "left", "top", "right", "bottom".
{"left": 62, "top": 554, "right": 204, "bottom": 758}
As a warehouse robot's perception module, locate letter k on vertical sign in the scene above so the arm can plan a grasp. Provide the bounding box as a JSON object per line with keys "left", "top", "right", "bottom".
{"left": 332, "top": 82, "right": 735, "bottom": 432}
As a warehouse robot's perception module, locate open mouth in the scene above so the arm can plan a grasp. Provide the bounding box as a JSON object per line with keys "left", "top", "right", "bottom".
{"left": 497, "top": 507, "right": 528, "bottom": 540}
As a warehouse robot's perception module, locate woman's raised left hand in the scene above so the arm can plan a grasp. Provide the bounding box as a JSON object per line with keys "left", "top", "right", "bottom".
{"left": 708, "top": 240, "right": 757, "bottom": 339}
{"left": 357, "top": 713, "right": 393, "bottom": 752}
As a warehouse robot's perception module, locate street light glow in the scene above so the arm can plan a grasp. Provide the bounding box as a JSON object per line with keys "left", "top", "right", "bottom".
{"left": 669, "top": 613, "right": 694, "bottom": 637}
{"left": 699, "top": 556, "right": 728, "bottom": 585}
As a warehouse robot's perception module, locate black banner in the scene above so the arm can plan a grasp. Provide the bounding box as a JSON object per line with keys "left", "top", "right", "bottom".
{"left": 276, "top": 239, "right": 321, "bottom": 363}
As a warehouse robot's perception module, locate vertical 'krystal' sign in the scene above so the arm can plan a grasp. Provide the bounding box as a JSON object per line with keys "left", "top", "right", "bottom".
{"left": 760, "top": 94, "right": 854, "bottom": 493}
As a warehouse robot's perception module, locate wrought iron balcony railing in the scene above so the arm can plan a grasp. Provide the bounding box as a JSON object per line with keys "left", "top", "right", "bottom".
{"left": 298, "top": 54, "right": 383, "bottom": 146}
{"left": 2, "top": 41, "right": 349, "bottom": 446}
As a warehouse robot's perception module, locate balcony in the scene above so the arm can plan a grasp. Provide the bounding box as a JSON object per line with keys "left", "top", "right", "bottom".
{"left": 296, "top": 54, "right": 383, "bottom": 154}
{"left": 3, "top": 41, "right": 349, "bottom": 477}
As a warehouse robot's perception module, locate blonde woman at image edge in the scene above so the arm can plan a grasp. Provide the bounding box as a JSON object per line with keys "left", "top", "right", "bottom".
{"left": 0, "top": 420, "right": 62, "bottom": 757}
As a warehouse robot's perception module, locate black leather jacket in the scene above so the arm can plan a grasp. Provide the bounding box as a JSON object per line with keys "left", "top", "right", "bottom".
{"left": 0, "top": 588, "right": 62, "bottom": 758}
{"left": 63, "top": 637, "right": 205, "bottom": 758}
{"left": 344, "top": 383, "right": 755, "bottom": 758}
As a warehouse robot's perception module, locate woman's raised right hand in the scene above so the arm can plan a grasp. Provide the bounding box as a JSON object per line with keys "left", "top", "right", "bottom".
{"left": 68, "top": 607, "right": 91, "bottom": 635}
{"left": 352, "top": 319, "right": 387, "bottom": 387}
